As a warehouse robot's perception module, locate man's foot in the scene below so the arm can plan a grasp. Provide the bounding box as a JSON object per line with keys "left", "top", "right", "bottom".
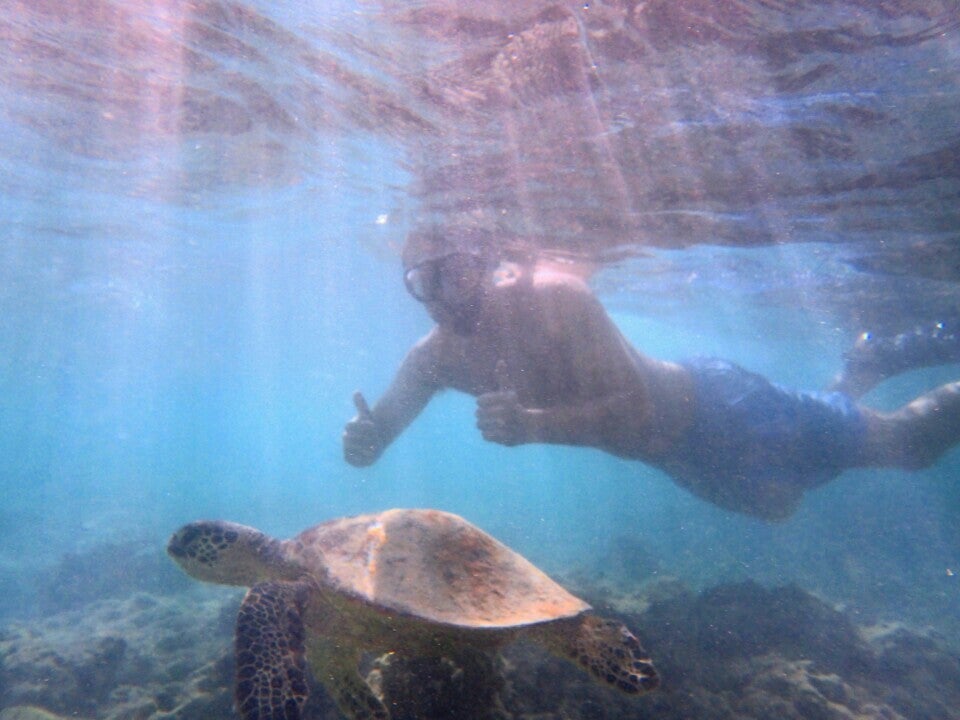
{"left": 830, "top": 323, "right": 960, "bottom": 398}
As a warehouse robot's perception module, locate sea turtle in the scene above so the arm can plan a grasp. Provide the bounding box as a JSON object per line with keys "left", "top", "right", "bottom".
{"left": 167, "top": 508, "right": 659, "bottom": 720}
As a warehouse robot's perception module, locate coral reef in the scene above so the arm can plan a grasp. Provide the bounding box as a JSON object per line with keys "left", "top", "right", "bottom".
{"left": 0, "top": 707, "right": 78, "bottom": 720}
{"left": 2, "top": 581, "right": 959, "bottom": 720}
{"left": 0, "top": 590, "right": 239, "bottom": 720}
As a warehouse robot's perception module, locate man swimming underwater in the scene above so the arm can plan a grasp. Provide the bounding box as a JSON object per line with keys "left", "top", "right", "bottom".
{"left": 343, "top": 227, "right": 960, "bottom": 521}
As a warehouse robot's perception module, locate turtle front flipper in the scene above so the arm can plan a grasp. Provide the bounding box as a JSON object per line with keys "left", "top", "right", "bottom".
{"left": 540, "top": 615, "right": 659, "bottom": 695}
{"left": 235, "top": 581, "right": 310, "bottom": 720}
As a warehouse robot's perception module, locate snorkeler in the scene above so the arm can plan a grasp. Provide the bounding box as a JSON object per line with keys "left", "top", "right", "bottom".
{"left": 342, "top": 227, "right": 960, "bottom": 521}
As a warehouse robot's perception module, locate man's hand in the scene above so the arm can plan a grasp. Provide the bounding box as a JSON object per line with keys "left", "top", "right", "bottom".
{"left": 343, "top": 391, "right": 384, "bottom": 467}
{"left": 476, "top": 361, "right": 531, "bottom": 446}
{"left": 476, "top": 389, "right": 530, "bottom": 446}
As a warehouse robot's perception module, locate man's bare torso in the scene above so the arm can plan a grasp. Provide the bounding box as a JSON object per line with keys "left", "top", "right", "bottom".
{"left": 428, "top": 273, "right": 641, "bottom": 403}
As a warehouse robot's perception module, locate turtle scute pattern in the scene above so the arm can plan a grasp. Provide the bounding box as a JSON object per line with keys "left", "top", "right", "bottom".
{"left": 171, "top": 523, "right": 241, "bottom": 567}
{"left": 296, "top": 509, "right": 589, "bottom": 627}
{"left": 570, "top": 616, "right": 660, "bottom": 695}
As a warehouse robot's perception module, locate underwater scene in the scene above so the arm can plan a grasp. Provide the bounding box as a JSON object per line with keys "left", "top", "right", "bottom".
{"left": 2, "top": 1, "right": 960, "bottom": 718}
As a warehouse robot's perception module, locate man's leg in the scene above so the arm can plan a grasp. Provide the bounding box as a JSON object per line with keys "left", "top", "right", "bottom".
{"left": 861, "top": 381, "right": 960, "bottom": 469}
{"left": 831, "top": 322, "right": 960, "bottom": 398}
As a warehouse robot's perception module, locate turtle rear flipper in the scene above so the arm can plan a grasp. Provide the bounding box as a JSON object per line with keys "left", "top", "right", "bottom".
{"left": 236, "top": 582, "right": 310, "bottom": 720}
{"left": 541, "top": 615, "right": 659, "bottom": 695}
{"left": 308, "top": 641, "right": 389, "bottom": 720}
{"left": 325, "top": 660, "right": 390, "bottom": 720}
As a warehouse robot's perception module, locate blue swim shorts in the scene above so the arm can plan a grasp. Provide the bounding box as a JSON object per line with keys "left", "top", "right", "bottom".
{"left": 658, "top": 358, "right": 866, "bottom": 520}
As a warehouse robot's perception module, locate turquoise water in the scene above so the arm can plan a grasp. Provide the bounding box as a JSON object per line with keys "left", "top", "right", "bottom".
{"left": 1, "top": 1, "right": 959, "bottom": 713}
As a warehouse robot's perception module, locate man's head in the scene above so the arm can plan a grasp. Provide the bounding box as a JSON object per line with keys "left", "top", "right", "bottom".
{"left": 401, "top": 225, "right": 497, "bottom": 269}
{"left": 402, "top": 226, "right": 499, "bottom": 335}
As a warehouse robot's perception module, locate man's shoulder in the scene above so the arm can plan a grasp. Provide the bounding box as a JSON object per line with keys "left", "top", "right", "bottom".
{"left": 531, "top": 267, "right": 591, "bottom": 291}
{"left": 527, "top": 269, "right": 606, "bottom": 320}
{"left": 418, "top": 325, "right": 472, "bottom": 359}
{"left": 404, "top": 329, "right": 457, "bottom": 386}
{"left": 407, "top": 328, "right": 444, "bottom": 362}
{"left": 528, "top": 269, "right": 594, "bottom": 305}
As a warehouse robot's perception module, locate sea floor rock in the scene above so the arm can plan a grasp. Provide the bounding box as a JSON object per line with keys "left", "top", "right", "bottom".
{"left": 0, "top": 707, "right": 82, "bottom": 720}
{"left": 0, "top": 589, "right": 239, "bottom": 720}
{"left": 2, "top": 581, "right": 959, "bottom": 720}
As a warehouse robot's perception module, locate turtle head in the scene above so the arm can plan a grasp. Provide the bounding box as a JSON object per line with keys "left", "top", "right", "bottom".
{"left": 167, "top": 520, "right": 287, "bottom": 587}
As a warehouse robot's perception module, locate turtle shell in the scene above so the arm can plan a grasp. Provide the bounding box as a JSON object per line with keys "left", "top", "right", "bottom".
{"left": 284, "top": 508, "right": 589, "bottom": 628}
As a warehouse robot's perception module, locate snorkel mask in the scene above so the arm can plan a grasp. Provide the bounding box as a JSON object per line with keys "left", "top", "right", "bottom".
{"left": 401, "top": 225, "right": 496, "bottom": 302}
{"left": 403, "top": 251, "right": 488, "bottom": 303}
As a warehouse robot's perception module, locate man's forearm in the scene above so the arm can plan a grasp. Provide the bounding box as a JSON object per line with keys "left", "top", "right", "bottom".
{"left": 524, "top": 404, "right": 605, "bottom": 446}
{"left": 522, "top": 392, "right": 647, "bottom": 459}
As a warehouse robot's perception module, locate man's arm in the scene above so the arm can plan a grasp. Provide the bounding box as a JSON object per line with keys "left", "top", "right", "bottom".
{"left": 476, "top": 388, "right": 650, "bottom": 459}
{"left": 343, "top": 332, "right": 442, "bottom": 466}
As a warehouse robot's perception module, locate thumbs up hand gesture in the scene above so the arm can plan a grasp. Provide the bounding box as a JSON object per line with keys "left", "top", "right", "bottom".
{"left": 343, "top": 391, "right": 385, "bottom": 467}
{"left": 476, "top": 361, "right": 530, "bottom": 447}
